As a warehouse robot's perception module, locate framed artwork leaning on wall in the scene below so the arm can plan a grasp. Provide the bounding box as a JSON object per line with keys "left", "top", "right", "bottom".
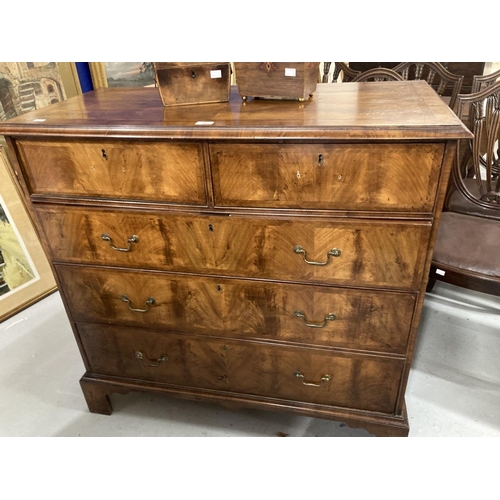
{"left": 0, "top": 147, "right": 57, "bottom": 322}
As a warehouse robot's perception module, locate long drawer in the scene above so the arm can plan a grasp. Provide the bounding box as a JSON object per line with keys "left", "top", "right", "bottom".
{"left": 77, "top": 323, "right": 405, "bottom": 413}
{"left": 39, "top": 206, "right": 431, "bottom": 289}
{"left": 210, "top": 143, "right": 444, "bottom": 211}
{"left": 57, "top": 265, "right": 416, "bottom": 353}
{"left": 16, "top": 138, "right": 207, "bottom": 204}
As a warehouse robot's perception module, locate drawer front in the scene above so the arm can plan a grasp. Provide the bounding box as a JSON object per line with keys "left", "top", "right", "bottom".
{"left": 77, "top": 323, "right": 404, "bottom": 413}
{"left": 16, "top": 139, "right": 207, "bottom": 204}
{"left": 210, "top": 143, "right": 444, "bottom": 211}
{"left": 39, "top": 206, "right": 431, "bottom": 289}
{"left": 57, "top": 265, "right": 416, "bottom": 353}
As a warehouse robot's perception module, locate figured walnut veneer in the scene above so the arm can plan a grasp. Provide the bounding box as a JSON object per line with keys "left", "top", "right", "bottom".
{"left": 37, "top": 206, "right": 431, "bottom": 289}
{"left": 16, "top": 139, "right": 207, "bottom": 204}
{"left": 57, "top": 265, "right": 416, "bottom": 354}
{"left": 78, "top": 323, "right": 404, "bottom": 414}
{"left": 211, "top": 143, "right": 444, "bottom": 211}
{"left": 0, "top": 83, "right": 471, "bottom": 437}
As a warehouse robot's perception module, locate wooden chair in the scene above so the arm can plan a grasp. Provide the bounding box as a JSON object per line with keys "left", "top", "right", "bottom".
{"left": 392, "top": 62, "right": 464, "bottom": 109}
{"left": 472, "top": 68, "right": 500, "bottom": 93}
{"left": 322, "top": 62, "right": 359, "bottom": 83}
{"left": 455, "top": 69, "right": 500, "bottom": 132}
{"left": 428, "top": 80, "right": 500, "bottom": 295}
{"left": 351, "top": 68, "right": 404, "bottom": 82}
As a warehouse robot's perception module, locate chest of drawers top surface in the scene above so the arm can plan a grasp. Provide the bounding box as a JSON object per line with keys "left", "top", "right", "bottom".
{"left": 0, "top": 82, "right": 471, "bottom": 140}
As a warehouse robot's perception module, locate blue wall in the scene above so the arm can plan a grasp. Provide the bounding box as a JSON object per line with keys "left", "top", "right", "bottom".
{"left": 75, "top": 63, "right": 94, "bottom": 93}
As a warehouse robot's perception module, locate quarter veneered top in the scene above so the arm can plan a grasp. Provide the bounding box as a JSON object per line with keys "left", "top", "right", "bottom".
{"left": 0, "top": 81, "right": 472, "bottom": 140}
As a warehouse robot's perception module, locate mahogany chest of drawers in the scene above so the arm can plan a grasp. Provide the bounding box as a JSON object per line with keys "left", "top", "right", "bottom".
{"left": 0, "top": 82, "right": 471, "bottom": 436}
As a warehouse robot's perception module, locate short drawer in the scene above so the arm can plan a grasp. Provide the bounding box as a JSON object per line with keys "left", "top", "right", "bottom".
{"left": 16, "top": 138, "right": 207, "bottom": 204}
{"left": 210, "top": 143, "right": 444, "bottom": 211}
{"left": 57, "top": 265, "right": 416, "bottom": 354}
{"left": 39, "top": 206, "right": 431, "bottom": 289}
{"left": 77, "top": 323, "right": 404, "bottom": 413}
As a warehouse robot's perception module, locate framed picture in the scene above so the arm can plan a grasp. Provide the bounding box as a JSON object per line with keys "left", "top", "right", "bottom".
{"left": 89, "top": 62, "right": 238, "bottom": 90}
{"left": 0, "top": 62, "right": 81, "bottom": 121}
{"left": 89, "top": 62, "right": 156, "bottom": 89}
{"left": 0, "top": 147, "right": 57, "bottom": 322}
{"left": 57, "top": 62, "right": 83, "bottom": 98}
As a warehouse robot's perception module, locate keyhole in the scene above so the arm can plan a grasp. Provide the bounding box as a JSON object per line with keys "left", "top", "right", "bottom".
{"left": 191, "top": 71, "right": 196, "bottom": 79}
{"left": 208, "top": 224, "right": 214, "bottom": 232}
{"left": 217, "top": 285, "right": 222, "bottom": 292}
{"left": 101, "top": 149, "right": 107, "bottom": 160}
{"left": 317, "top": 153, "right": 324, "bottom": 166}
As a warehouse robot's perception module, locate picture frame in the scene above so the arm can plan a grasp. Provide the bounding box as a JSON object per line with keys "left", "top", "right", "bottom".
{"left": 89, "top": 62, "right": 239, "bottom": 90}
{"left": 0, "top": 147, "right": 57, "bottom": 322}
{"left": 89, "top": 62, "right": 156, "bottom": 88}
{"left": 0, "top": 62, "right": 82, "bottom": 122}
{"left": 57, "top": 62, "right": 83, "bottom": 98}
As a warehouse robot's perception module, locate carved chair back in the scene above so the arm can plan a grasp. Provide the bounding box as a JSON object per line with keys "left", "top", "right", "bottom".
{"left": 392, "top": 62, "right": 464, "bottom": 109}
{"left": 471, "top": 68, "right": 500, "bottom": 93}
{"left": 450, "top": 80, "right": 500, "bottom": 216}
{"left": 428, "top": 80, "right": 500, "bottom": 296}
{"left": 322, "top": 62, "right": 359, "bottom": 83}
{"left": 351, "top": 68, "right": 404, "bottom": 82}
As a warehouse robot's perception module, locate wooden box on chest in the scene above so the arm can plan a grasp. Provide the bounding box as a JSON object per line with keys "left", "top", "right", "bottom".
{"left": 0, "top": 82, "right": 471, "bottom": 436}
{"left": 234, "top": 62, "right": 319, "bottom": 100}
{"left": 153, "top": 62, "right": 231, "bottom": 106}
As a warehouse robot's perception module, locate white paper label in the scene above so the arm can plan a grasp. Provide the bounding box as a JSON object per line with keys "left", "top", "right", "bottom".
{"left": 285, "top": 68, "right": 296, "bottom": 77}
{"left": 210, "top": 70, "right": 222, "bottom": 79}
{"left": 435, "top": 269, "right": 446, "bottom": 276}
{"left": 33, "top": 118, "right": 46, "bottom": 122}
{"left": 195, "top": 121, "right": 215, "bottom": 126}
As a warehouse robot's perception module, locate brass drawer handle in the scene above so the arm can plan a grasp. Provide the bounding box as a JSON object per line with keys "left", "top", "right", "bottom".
{"left": 294, "top": 310, "right": 336, "bottom": 328}
{"left": 294, "top": 371, "right": 331, "bottom": 387}
{"left": 101, "top": 233, "right": 139, "bottom": 252}
{"left": 121, "top": 295, "right": 155, "bottom": 313}
{"left": 135, "top": 351, "right": 168, "bottom": 367}
{"left": 293, "top": 245, "right": 341, "bottom": 266}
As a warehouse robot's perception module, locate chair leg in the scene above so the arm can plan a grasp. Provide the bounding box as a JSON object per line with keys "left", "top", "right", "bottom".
{"left": 426, "top": 276, "right": 436, "bottom": 292}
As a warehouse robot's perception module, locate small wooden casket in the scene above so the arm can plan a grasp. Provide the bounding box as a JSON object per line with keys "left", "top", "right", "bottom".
{"left": 153, "top": 62, "right": 231, "bottom": 106}
{"left": 234, "top": 62, "right": 319, "bottom": 101}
